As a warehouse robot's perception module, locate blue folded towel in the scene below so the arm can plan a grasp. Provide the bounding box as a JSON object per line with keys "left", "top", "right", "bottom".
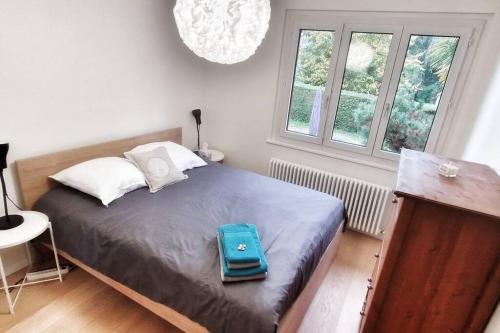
{"left": 221, "top": 231, "right": 260, "bottom": 264}
{"left": 219, "top": 223, "right": 263, "bottom": 263}
{"left": 217, "top": 235, "right": 268, "bottom": 279}
{"left": 217, "top": 224, "right": 268, "bottom": 280}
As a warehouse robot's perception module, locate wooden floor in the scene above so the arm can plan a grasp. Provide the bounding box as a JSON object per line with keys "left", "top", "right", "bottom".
{"left": 0, "top": 231, "right": 380, "bottom": 333}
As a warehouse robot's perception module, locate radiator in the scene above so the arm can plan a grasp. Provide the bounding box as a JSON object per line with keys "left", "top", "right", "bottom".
{"left": 269, "top": 158, "right": 391, "bottom": 238}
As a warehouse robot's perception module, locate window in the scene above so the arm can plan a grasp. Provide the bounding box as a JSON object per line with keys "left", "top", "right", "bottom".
{"left": 275, "top": 12, "right": 479, "bottom": 162}
{"left": 331, "top": 31, "right": 394, "bottom": 147}
{"left": 287, "top": 29, "right": 336, "bottom": 136}
{"left": 379, "top": 35, "right": 459, "bottom": 154}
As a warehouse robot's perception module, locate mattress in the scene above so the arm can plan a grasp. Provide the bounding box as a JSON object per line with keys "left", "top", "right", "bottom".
{"left": 34, "top": 161, "right": 346, "bottom": 333}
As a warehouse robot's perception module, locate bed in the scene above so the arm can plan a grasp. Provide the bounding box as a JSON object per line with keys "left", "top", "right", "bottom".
{"left": 15, "top": 128, "right": 346, "bottom": 333}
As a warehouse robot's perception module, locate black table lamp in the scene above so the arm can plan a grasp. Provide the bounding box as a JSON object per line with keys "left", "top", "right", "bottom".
{"left": 0, "top": 143, "right": 24, "bottom": 230}
{"left": 191, "top": 109, "right": 202, "bottom": 152}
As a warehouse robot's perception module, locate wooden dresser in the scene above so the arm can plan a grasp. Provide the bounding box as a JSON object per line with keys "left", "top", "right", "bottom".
{"left": 360, "top": 149, "right": 500, "bottom": 333}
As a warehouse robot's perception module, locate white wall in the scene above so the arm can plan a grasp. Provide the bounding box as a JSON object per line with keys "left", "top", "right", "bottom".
{"left": 204, "top": 0, "right": 500, "bottom": 188}
{"left": 0, "top": 0, "right": 206, "bottom": 274}
{"left": 485, "top": 303, "right": 500, "bottom": 333}
{"left": 464, "top": 52, "right": 500, "bottom": 173}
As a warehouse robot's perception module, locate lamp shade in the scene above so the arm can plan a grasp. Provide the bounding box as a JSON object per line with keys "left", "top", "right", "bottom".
{"left": 173, "top": 0, "right": 271, "bottom": 65}
{"left": 0, "top": 143, "right": 8, "bottom": 170}
{"left": 192, "top": 109, "right": 201, "bottom": 125}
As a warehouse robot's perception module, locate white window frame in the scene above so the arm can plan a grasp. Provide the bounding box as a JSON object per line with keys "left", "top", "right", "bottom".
{"left": 372, "top": 25, "right": 472, "bottom": 160}
{"left": 276, "top": 14, "right": 344, "bottom": 144}
{"left": 323, "top": 24, "right": 403, "bottom": 155}
{"left": 271, "top": 10, "right": 485, "bottom": 167}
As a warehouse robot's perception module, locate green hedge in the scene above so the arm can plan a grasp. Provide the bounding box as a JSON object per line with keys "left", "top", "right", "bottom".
{"left": 289, "top": 82, "right": 440, "bottom": 153}
{"left": 289, "top": 83, "right": 320, "bottom": 124}
{"left": 335, "top": 94, "right": 376, "bottom": 134}
{"left": 289, "top": 83, "right": 376, "bottom": 134}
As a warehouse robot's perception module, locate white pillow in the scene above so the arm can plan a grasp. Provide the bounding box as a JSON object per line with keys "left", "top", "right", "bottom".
{"left": 124, "top": 141, "right": 207, "bottom": 171}
{"left": 126, "top": 147, "right": 188, "bottom": 193}
{"left": 50, "top": 157, "right": 147, "bottom": 206}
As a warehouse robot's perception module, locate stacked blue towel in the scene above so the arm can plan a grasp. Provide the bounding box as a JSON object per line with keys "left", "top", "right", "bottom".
{"left": 217, "top": 224, "right": 268, "bottom": 282}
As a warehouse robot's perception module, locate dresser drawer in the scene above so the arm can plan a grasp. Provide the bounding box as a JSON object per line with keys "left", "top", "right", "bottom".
{"left": 360, "top": 253, "right": 379, "bottom": 317}
{"left": 360, "top": 196, "right": 401, "bottom": 330}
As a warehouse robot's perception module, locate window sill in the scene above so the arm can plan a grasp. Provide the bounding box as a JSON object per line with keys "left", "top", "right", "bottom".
{"left": 266, "top": 138, "right": 399, "bottom": 173}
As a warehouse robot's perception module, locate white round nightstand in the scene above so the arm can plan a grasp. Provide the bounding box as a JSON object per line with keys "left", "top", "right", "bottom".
{"left": 0, "top": 211, "right": 62, "bottom": 314}
{"left": 207, "top": 149, "right": 224, "bottom": 164}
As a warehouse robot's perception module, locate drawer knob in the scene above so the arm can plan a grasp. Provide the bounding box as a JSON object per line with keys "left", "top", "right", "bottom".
{"left": 368, "top": 277, "right": 372, "bottom": 283}
{"left": 374, "top": 253, "right": 380, "bottom": 258}
{"left": 360, "top": 311, "right": 365, "bottom": 316}
{"left": 392, "top": 198, "right": 398, "bottom": 204}
{"left": 367, "top": 284, "right": 373, "bottom": 290}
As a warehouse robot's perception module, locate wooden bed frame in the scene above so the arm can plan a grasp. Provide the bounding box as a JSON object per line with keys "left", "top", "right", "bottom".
{"left": 15, "top": 127, "right": 343, "bottom": 333}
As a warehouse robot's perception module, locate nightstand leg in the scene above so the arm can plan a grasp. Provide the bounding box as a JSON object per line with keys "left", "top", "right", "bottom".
{"left": 48, "top": 223, "right": 63, "bottom": 282}
{"left": 0, "top": 255, "right": 14, "bottom": 314}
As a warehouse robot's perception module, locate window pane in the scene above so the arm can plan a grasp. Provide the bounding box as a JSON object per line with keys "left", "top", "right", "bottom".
{"left": 332, "top": 32, "right": 393, "bottom": 146}
{"left": 382, "top": 35, "right": 459, "bottom": 153}
{"left": 287, "top": 30, "right": 335, "bottom": 136}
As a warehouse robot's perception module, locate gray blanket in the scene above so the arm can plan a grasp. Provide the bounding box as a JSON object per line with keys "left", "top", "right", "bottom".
{"left": 34, "top": 161, "right": 345, "bottom": 333}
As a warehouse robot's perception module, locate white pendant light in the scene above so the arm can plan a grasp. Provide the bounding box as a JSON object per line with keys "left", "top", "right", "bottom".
{"left": 173, "top": 0, "right": 271, "bottom": 65}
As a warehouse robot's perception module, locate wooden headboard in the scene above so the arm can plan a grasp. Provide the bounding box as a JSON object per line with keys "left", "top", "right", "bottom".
{"left": 16, "top": 127, "right": 182, "bottom": 210}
